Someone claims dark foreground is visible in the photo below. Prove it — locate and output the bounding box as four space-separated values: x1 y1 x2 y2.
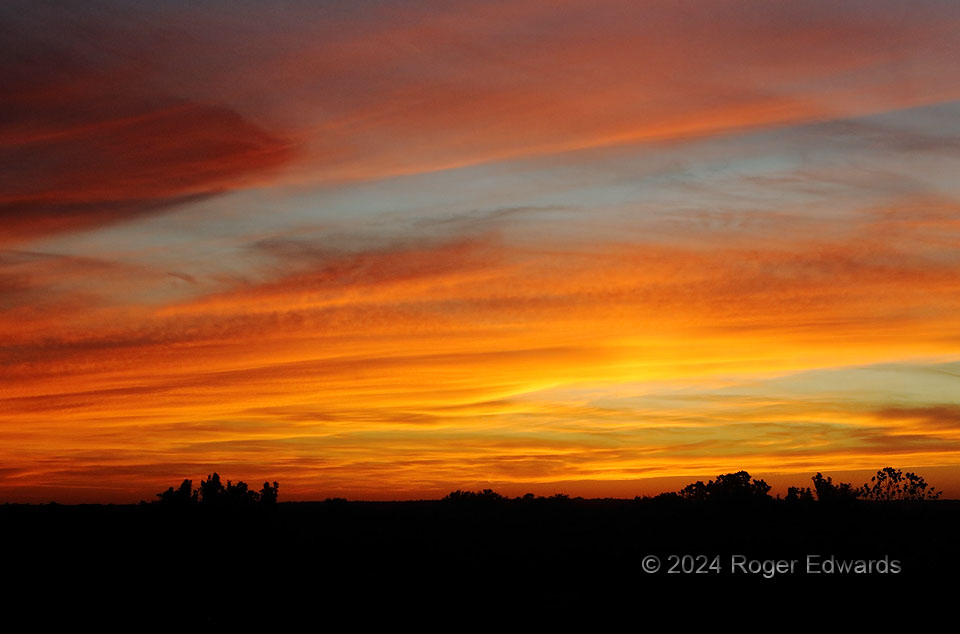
4 498 958 622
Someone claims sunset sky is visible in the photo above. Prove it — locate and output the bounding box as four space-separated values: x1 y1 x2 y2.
3 0 960 502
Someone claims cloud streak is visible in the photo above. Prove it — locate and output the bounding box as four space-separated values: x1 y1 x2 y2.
5 201 960 499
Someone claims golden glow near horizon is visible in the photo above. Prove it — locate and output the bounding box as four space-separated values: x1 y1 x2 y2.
3 1 960 501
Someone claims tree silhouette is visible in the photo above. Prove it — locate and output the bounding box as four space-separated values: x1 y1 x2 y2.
260 481 279 506
785 486 814 503
199 472 226 505
857 467 941 501
678 471 771 503
224 479 259 506
442 489 505 503
154 474 280 508
156 478 197 506
811 472 859 504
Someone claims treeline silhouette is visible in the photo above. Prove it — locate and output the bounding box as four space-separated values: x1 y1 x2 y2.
649 466 941 505
148 466 940 510
155 472 278 507
435 466 942 507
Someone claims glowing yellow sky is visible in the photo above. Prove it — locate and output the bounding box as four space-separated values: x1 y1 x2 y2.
3 0 960 501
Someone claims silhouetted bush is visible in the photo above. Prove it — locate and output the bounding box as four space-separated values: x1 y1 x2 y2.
156 479 197 506
677 471 772 504
856 467 941 501
442 489 505 503
801 467 941 504
784 486 814 503
811 472 860 504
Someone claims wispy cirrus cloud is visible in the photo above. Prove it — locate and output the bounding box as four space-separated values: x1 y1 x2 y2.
5 201 960 499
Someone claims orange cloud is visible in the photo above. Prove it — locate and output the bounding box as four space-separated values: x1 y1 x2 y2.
4 202 960 500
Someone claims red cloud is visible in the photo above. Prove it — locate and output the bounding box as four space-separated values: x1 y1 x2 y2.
0 97 294 244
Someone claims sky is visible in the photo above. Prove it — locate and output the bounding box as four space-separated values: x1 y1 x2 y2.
3 0 960 502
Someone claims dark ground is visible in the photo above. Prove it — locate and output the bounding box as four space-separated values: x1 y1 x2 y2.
3 497 958 623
